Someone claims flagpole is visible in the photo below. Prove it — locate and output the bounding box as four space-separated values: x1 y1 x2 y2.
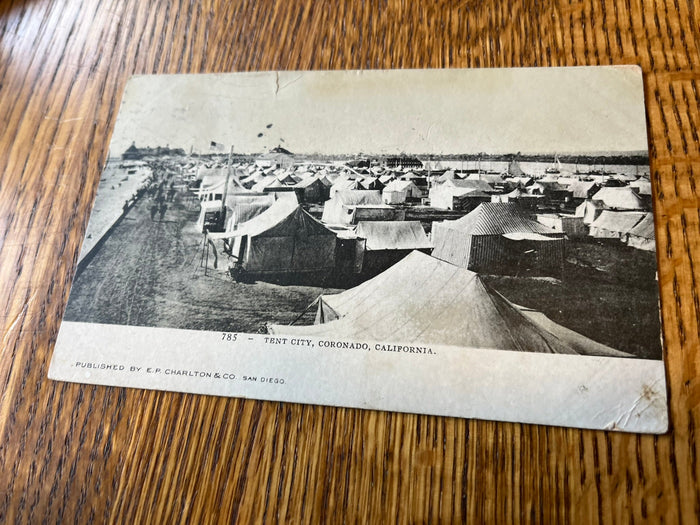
220 145 233 229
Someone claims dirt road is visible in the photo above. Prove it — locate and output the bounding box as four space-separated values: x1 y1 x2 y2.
65 184 335 332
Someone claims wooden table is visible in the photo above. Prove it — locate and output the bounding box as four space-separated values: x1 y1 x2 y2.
1 1 698 522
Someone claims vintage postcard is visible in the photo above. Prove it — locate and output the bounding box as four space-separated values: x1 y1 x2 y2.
49 67 668 432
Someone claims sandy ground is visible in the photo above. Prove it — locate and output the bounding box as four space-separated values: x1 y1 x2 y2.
65 181 340 332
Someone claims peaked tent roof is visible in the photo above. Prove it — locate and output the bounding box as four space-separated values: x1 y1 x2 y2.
331 178 362 192
197 167 246 194
591 187 645 209
589 210 647 234
295 176 324 189
568 180 599 199
443 178 495 193
441 203 559 236
269 252 629 357
251 176 282 192
355 221 432 251
208 198 328 239
628 212 655 239
223 193 277 229
630 179 653 196
332 190 383 206
383 179 419 193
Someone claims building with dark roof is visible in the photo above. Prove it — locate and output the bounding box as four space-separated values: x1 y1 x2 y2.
385 156 423 169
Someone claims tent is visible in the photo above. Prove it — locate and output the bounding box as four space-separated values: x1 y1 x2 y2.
431 203 565 276
491 188 522 203
536 213 588 238
429 179 495 209
503 176 533 187
437 169 456 182
269 251 629 357
354 221 432 274
321 190 402 225
355 221 432 251
626 213 656 251
567 180 600 200
239 171 265 189
630 178 653 196
382 179 422 204
442 178 494 193
221 193 277 232
575 199 605 224
196 167 245 200
209 199 336 279
588 210 647 239
555 176 578 186
293 176 328 203
251 176 281 192
591 187 645 210
359 176 385 191
429 185 493 211
329 176 362 198
489 188 543 211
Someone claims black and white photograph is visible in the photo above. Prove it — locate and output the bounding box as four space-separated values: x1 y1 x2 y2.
49 68 668 432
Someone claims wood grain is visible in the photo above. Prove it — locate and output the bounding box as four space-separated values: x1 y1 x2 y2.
1 0 699 522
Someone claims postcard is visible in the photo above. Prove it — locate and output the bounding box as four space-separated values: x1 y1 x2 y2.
49 67 668 432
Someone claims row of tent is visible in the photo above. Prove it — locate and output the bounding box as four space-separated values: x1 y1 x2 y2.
435 178 652 212
201 188 655 290
206 195 435 281
192 164 653 220
193 166 426 206
205 197 573 282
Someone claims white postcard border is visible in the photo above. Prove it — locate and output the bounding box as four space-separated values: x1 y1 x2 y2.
49 321 668 433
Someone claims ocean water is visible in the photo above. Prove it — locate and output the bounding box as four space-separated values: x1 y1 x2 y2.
78 159 153 261
429 160 650 177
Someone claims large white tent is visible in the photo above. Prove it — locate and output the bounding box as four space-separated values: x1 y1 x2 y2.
269 251 630 357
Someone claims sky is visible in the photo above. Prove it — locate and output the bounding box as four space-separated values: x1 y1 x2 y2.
110 66 649 156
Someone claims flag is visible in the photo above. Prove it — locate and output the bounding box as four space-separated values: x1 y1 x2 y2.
210 141 225 152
